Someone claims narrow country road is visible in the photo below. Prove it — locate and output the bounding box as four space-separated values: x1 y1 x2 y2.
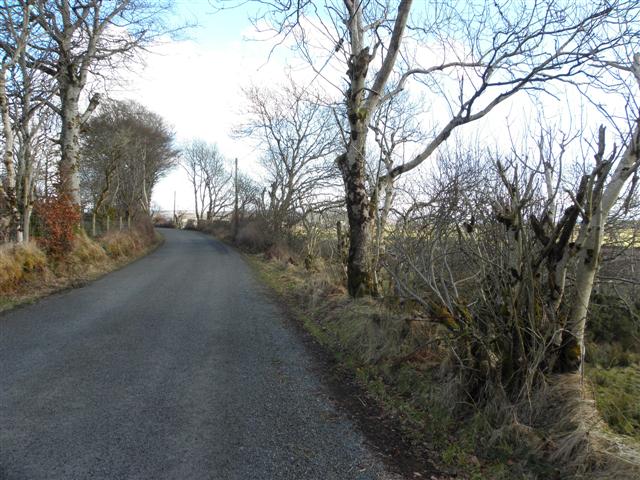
0 229 399 480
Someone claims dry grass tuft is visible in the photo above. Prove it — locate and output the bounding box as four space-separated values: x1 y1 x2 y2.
100 230 145 259
63 232 110 275
252 255 446 368
1 226 159 311
534 374 640 479
0 241 48 292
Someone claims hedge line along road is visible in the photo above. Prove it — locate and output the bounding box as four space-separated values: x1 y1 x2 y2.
0 229 400 480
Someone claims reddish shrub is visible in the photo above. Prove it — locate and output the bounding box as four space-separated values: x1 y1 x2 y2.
34 194 81 258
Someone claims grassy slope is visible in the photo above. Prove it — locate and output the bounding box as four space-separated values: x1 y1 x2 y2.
0 229 162 313
247 253 640 479
247 255 564 479
584 295 640 441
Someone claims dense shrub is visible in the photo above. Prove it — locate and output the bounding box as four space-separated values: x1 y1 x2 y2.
236 220 273 251
589 366 640 438
34 194 82 258
588 293 640 353
198 219 233 240
152 214 176 228
587 342 640 368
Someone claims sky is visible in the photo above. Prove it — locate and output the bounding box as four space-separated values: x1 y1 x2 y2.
110 1 289 212
113 1 497 213
107 1 632 213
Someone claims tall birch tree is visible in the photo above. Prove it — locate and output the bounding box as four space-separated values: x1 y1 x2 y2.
0 0 30 241
27 0 172 205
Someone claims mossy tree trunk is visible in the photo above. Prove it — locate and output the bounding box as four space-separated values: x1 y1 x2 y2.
338 0 413 297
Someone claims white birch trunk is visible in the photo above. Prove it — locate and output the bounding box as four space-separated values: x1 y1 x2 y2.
23 205 32 243
0 69 21 240
59 83 82 204
564 106 640 370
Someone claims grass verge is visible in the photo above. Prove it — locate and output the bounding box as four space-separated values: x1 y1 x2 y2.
0 228 162 313
246 255 538 478
246 253 640 480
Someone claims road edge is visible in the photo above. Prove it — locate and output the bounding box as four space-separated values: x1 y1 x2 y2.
242 252 448 480
0 232 165 316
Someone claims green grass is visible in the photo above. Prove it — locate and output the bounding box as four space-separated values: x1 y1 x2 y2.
584 292 640 441
588 365 640 440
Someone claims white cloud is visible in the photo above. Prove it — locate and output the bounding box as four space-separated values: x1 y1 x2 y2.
105 11 632 212
109 34 295 210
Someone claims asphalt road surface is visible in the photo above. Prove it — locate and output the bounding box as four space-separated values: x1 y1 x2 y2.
0 229 400 480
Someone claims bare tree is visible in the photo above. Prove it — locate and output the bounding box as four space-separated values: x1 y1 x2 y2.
0 0 30 241
234 0 640 296
236 173 262 221
368 91 422 293
386 54 639 396
14 59 57 242
181 140 232 223
559 56 640 371
202 146 232 221
24 0 172 205
182 140 209 223
237 79 339 237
